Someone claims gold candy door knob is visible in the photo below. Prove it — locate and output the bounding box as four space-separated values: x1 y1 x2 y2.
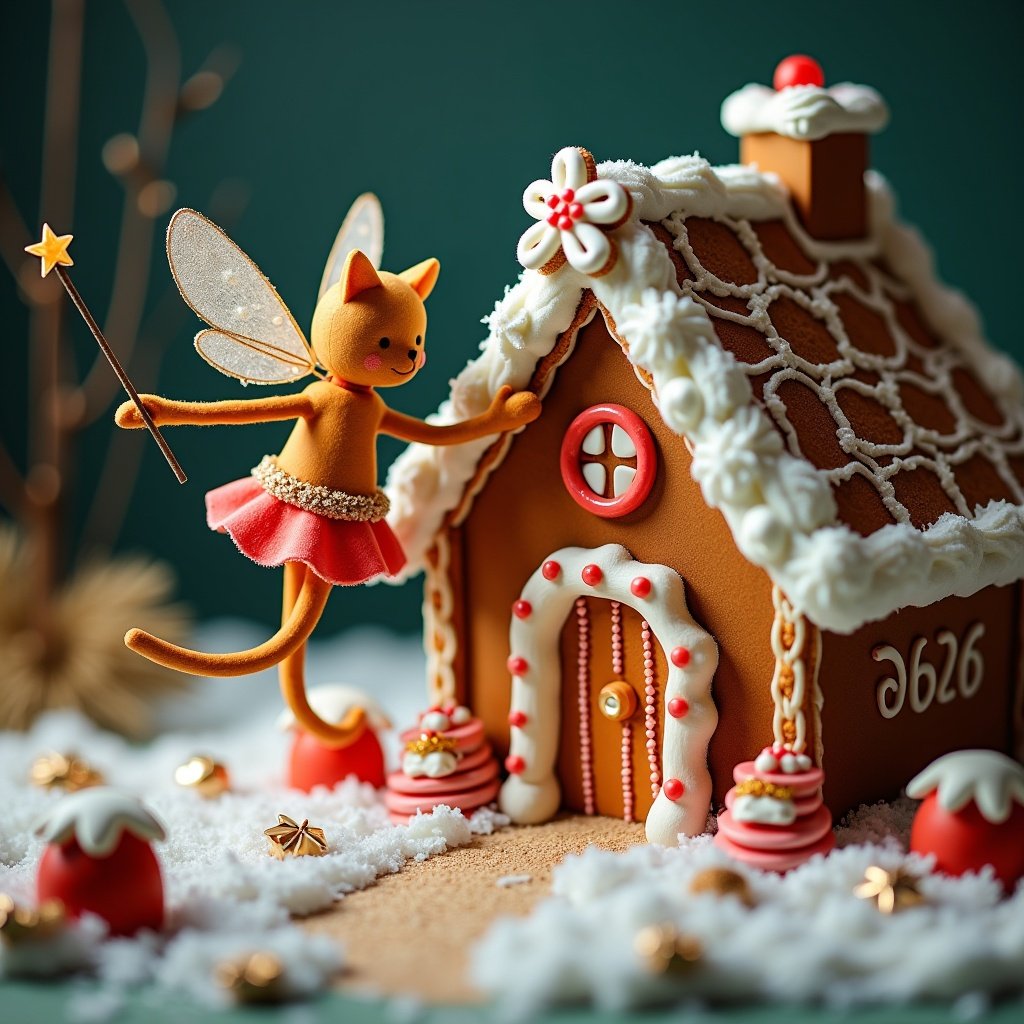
598 680 638 721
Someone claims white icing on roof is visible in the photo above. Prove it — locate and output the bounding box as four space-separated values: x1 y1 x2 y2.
384 154 1024 635
36 788 166 857
721 83 890 141
907 750 1024 824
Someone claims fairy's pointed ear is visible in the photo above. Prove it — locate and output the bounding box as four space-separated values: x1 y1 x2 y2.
399 258 440 301
341 250 383 302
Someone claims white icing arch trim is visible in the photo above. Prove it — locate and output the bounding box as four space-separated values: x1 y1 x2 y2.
497 544 719 846
906 749 1024 824
36 788 167 858
721 82 890 141
385 154 1024 636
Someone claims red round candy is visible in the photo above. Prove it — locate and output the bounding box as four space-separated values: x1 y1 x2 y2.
37 832 164 937
542 560 561 581
287 724 386 791
513 599 532 619
508 710 528 728
630 576 652 598
773 54 825 91
507 655 529 676
663 778 685 801
670 646 691 668
910 792 1024 891
668 698 689 718
581 564 603 586
505 755 526 775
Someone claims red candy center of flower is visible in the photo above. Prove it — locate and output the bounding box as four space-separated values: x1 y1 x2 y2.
546 188 585 230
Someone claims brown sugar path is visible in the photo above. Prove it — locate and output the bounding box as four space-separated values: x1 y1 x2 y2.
303 815 645 1004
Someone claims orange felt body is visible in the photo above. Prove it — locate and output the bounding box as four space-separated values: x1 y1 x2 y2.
115 245 542 746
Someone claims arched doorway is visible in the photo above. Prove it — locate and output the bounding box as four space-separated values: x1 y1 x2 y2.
498 544 719 845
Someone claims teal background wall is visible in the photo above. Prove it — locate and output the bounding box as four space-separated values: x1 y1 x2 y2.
2 0 1023 636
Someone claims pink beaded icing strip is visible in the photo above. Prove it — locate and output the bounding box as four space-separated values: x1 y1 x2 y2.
575 597 595 815
610 601 634 823
642 620 660 798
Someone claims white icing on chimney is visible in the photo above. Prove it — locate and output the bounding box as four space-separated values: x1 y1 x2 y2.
907 750 1024 825
36 788 166 857
722 82 889 142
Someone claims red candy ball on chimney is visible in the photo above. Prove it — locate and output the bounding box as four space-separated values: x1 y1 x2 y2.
773 55 825 91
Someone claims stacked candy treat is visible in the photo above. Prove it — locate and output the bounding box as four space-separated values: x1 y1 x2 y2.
714 745 834 871
385 705 500 823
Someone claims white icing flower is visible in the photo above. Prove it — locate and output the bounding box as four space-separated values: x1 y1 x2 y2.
517 147 632 278
691 407 783 508
733 794 797 826
36 788 166 857
617 290 715 371
907 749 1024 824
402 749 459 779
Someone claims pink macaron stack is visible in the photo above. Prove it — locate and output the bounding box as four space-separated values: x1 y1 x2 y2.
385 704 500 824
714 745 835 872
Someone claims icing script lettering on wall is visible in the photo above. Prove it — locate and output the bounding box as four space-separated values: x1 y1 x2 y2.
873 623 985 721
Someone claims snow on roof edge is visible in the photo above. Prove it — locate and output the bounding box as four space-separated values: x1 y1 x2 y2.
384 155 1024 635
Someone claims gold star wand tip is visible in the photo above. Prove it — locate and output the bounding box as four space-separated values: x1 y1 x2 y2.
22 223 187 484
24 223 75 278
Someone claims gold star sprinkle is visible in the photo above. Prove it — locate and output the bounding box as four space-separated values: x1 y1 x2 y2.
174 755 230 798
0 894 67 947
263 815 328 859
688 867 756 908
854 865 926 914
215 951 286 1004
633 923 703 975
24 223 74 278
29 752 104 792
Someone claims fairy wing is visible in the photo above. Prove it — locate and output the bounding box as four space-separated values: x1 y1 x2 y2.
318 193 384 300
166 208 315 385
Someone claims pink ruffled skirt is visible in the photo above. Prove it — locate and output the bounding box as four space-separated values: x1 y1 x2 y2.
206 477 406 586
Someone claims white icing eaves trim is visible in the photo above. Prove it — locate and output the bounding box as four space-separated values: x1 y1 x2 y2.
385 155 1024 636
721 82 890 142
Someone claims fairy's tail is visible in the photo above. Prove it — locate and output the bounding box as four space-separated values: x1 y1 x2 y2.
125 569 331 675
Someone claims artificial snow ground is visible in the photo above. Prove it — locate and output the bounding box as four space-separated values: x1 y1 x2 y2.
3 622 1024 1018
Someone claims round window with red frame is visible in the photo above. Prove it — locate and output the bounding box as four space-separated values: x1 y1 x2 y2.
559 404 657 518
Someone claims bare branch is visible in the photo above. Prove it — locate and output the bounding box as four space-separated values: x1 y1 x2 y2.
0 440 26 518
79 0 180 421
0 177 33 281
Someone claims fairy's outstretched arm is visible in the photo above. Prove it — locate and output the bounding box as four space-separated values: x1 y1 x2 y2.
115 392 315 429
380 385 540 447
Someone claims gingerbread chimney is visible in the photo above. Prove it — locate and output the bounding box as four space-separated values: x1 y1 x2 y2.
721 56 889 240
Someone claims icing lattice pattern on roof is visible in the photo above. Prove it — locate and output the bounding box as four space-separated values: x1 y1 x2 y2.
657 215 1024 537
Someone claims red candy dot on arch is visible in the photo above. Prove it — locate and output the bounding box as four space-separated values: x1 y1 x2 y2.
630 576 652 598
542 560 561 581
670 646 691 668
505 755 526 775
507 655 529 676
663 778 685 801
668 698 689 719
513 600 532 620
508 710 528 728
773 54 825 91
581 564 603 586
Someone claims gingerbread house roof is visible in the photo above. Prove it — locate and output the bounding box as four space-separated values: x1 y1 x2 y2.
385 137 1024 635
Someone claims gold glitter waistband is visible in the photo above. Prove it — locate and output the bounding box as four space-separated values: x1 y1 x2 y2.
252 455 390 523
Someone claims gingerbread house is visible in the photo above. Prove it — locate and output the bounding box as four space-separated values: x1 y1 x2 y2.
385 60 1024 845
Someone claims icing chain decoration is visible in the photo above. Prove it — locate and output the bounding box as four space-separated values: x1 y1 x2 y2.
517 147 632 278
609 601 634 822
642 620 660 799
575 596 596 815
769 586 809 753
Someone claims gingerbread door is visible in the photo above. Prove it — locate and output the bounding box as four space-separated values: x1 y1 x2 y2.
499 543 720 845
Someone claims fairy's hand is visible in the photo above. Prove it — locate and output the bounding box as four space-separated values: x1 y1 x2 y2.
115 395 164 429
487 385 542 432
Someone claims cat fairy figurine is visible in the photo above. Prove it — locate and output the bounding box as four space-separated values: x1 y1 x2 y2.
115 197 540 747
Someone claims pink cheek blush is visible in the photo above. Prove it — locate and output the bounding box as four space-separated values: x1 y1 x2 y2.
418 350 427 369
363 354 383 372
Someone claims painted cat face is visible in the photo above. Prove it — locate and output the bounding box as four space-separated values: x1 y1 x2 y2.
310 251 438 388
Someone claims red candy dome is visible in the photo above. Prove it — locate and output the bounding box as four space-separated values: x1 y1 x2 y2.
773 55 825 91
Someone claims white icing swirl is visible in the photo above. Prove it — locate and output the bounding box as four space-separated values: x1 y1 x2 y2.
721 83 890 141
